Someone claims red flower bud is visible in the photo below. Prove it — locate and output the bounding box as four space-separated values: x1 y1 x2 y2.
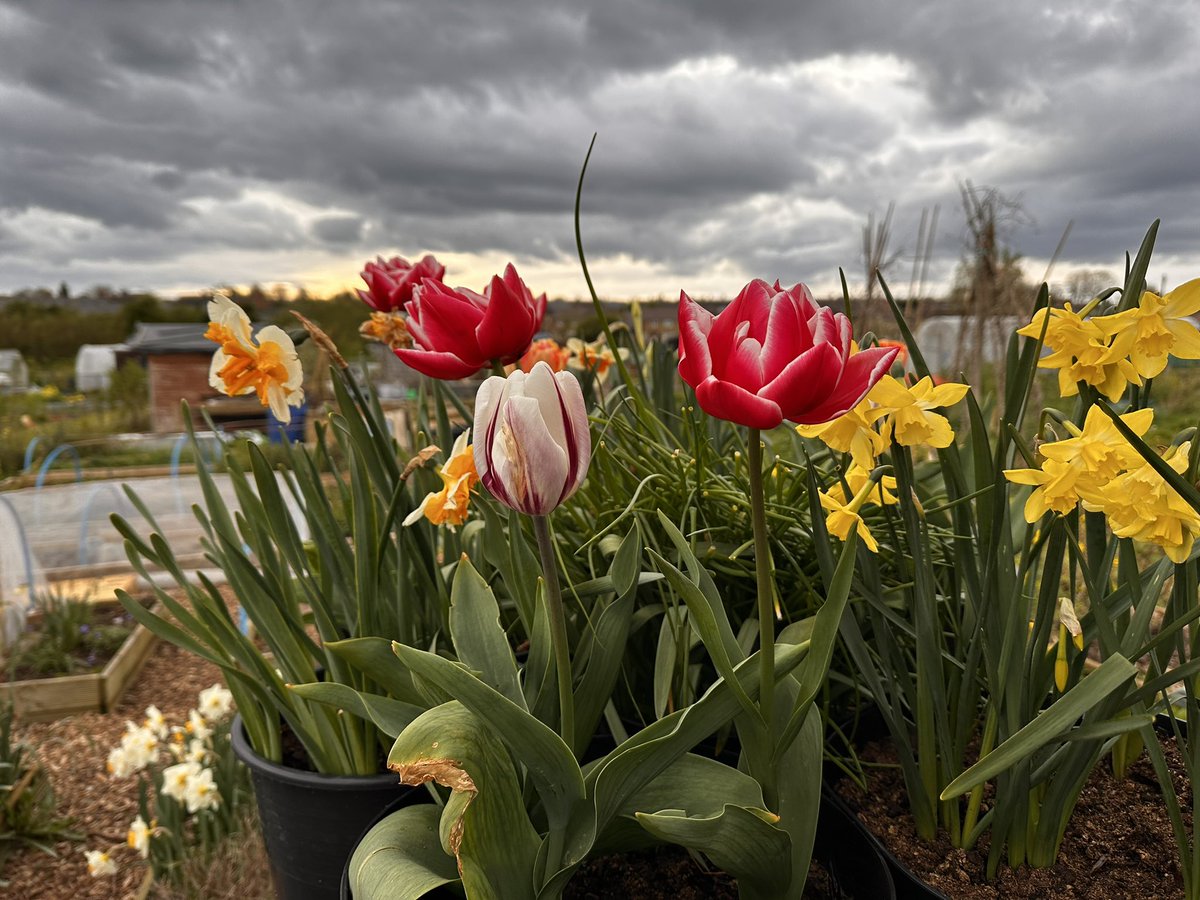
357 254 445 313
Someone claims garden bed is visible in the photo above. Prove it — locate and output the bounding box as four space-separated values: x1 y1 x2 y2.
2 597 157 721
836 734 1189 899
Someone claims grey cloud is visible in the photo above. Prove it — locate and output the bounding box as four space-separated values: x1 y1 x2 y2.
0 0 1198 296
312 214 364 245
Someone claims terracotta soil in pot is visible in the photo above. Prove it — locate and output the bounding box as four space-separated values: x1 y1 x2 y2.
837 735 1190 899
563 845 848 898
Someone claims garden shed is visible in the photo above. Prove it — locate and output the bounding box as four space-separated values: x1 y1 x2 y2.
0 348 29 392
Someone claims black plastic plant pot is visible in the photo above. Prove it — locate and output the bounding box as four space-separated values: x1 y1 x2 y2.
815 787 899 899
231 715 415 900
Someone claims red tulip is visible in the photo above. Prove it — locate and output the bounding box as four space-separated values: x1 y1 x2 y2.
396 264 547 380
678 280 897 429
357 254 445 313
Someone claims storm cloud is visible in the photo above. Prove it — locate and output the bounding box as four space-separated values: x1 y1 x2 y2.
0 0 1197 299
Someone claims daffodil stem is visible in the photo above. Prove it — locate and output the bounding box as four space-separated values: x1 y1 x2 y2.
747 428 775 732
533 514 575 752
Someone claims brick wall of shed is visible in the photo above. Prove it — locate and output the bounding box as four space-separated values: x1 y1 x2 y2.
147 353 217 433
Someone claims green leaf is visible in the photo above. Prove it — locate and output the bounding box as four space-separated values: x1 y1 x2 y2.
573 589 636 755
324 638 428 707
635 805 791 900
390 641 585 872
539 642 809 897
650 549 759 722
609 524 642 598
346 805 460 900
389 702 540 900
288 682 423 739
940 654 1138 799
449 556 525 708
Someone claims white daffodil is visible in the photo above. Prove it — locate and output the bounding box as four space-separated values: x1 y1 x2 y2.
197 684 234 721
184 768 220 814
85 849 117 877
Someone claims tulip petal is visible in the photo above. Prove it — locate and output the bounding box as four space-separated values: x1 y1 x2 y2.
695 377 783 429
677 292 715 388
503 395 570 515
760 297 804 383
796 346 898 424
473 375 517 507
523 362 568 449
477 273 535 362
395 347 482 380
552 369 591 501
410 286 486 359
759 342 841 417
708 279 771 353
722 335 766 390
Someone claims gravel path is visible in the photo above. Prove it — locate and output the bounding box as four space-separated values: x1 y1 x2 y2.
5 596 270 900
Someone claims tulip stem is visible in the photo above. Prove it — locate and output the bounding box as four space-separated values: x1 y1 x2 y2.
533 514 575 752
747 428 775 732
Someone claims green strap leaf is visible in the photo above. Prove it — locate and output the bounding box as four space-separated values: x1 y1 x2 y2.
289 682 423 739
390 641 585 869
941 654 1137 799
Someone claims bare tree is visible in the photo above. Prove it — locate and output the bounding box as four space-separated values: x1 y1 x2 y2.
957 181 1033 390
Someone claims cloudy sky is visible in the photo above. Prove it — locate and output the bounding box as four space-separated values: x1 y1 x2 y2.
0 0 1197 302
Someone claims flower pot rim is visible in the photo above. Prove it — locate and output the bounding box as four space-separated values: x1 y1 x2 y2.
230 713 402 788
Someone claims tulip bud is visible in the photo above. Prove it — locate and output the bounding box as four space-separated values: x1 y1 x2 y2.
473 361 590 516
357 254 445 312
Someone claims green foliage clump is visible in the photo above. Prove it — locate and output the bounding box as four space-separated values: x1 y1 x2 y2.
0 703 80 883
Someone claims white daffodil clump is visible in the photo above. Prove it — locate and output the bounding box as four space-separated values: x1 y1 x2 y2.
90 686 240 881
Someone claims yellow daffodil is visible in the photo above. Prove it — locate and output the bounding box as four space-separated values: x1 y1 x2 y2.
819 472 888 553
359 311 413 350
1040 407 1155 482
1017 303 1140 401
206 295 304 424
1086 442 1200 563
402 429 480 530
822 464 900 508
1098 278 1200 378
867 375 969 449
796 396 886 469
1004 457 1083 522
1008 407 1157 523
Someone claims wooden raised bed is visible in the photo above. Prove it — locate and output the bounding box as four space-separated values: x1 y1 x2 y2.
2 609 157 722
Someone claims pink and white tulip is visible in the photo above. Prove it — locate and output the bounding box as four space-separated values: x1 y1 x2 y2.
473 361 590 516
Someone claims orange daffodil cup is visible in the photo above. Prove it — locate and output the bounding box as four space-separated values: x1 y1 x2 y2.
205 295 304 424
